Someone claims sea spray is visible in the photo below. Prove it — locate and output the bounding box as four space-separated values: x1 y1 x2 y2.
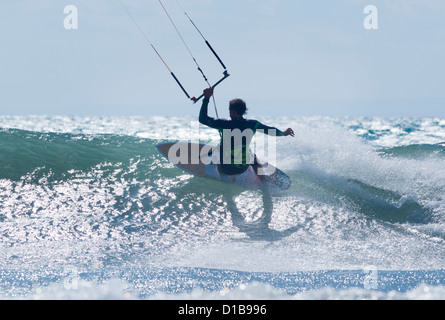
0 115 444 299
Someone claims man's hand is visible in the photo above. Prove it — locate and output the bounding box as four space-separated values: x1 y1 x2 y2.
284 128 294 137
203 87 214 98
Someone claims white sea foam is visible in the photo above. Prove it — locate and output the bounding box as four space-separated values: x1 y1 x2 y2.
11 279 445 300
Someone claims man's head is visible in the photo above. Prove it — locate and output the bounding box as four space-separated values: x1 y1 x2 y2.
229 98 247 119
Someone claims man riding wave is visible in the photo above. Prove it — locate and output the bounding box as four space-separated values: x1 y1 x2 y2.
199 87 294 185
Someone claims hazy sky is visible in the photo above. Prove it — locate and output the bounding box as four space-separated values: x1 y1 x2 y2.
1 0 444 117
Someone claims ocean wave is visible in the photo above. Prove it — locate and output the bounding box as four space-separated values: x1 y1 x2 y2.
1 118 445 298
378 143 445 159
0 128 158 182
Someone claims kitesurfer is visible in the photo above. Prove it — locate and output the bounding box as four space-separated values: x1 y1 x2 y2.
199 87 294 183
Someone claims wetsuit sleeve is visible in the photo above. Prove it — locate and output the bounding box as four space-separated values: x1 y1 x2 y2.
199 97 232 129
254 121 285 136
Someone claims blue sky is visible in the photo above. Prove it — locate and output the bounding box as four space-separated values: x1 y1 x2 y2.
1 0 444 117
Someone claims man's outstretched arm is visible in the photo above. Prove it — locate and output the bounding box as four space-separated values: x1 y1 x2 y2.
255 121 294 137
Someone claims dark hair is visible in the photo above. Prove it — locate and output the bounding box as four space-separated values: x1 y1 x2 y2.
229 98 247 116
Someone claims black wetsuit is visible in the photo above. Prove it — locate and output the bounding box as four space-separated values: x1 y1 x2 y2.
199 97 284 175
